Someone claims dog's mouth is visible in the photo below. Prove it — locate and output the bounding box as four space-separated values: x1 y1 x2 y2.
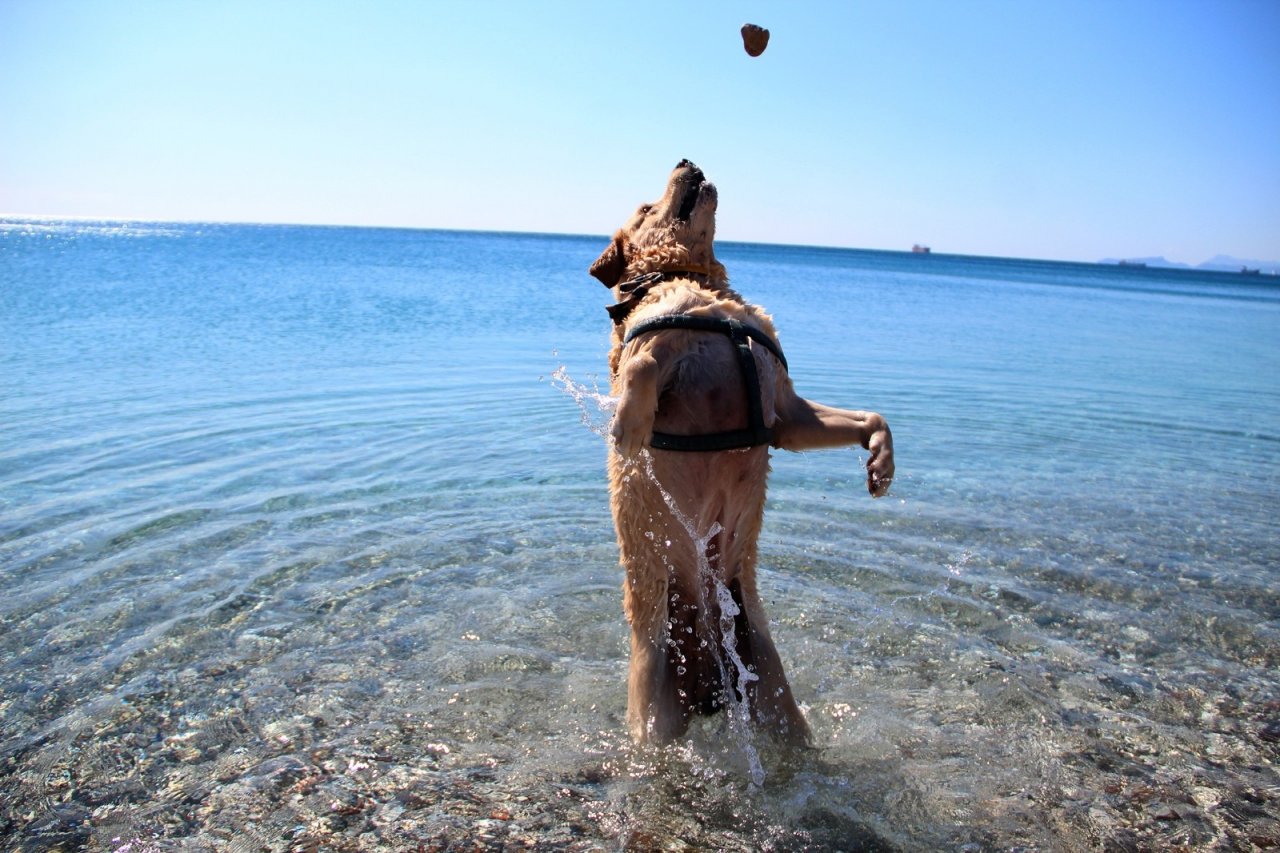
675 180 703 222
671 162 714 223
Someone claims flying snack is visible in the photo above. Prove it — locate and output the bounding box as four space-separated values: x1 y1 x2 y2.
741 23 769 57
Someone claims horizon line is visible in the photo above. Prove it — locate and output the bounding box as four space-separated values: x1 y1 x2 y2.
3 212 1274 272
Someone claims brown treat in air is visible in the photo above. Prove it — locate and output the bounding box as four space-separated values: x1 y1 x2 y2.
741 23 769 57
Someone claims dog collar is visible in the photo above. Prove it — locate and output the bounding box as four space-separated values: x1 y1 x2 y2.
606 267 714 325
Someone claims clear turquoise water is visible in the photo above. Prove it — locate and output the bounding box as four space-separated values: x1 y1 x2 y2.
2 219 1277 850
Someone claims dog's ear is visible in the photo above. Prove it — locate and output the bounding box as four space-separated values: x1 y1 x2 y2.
589 235 627 287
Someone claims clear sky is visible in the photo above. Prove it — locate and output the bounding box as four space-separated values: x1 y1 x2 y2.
2 0 1278 264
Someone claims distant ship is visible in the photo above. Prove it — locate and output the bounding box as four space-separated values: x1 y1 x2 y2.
1240 266 1261 276
1118 260 1147 268
912 244 931 254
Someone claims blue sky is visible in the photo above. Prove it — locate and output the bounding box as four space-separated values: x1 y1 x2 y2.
2 0 1277 263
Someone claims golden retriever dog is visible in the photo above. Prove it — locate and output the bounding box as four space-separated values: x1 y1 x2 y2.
589 160 895 746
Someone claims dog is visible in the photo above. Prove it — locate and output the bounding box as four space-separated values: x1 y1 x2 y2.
590 160 894 746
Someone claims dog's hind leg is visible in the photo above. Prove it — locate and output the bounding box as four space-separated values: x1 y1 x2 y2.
626 618 693 743
728 577 812 746
624 564 695 743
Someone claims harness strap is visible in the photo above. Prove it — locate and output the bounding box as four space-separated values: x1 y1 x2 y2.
623 314 787 452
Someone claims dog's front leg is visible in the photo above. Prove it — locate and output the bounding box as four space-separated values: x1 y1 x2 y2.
773 392 895 496
611 349 661 458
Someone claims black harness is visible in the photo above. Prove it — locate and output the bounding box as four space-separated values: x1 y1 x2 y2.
623 313 788 452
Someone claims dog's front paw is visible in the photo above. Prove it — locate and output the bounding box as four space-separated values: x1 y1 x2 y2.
866 426 894 497
610 408 651 458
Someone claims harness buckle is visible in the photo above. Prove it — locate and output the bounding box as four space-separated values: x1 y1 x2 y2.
618 271 664 294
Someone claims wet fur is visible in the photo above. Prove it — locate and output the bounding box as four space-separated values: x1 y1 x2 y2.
591 161 894 745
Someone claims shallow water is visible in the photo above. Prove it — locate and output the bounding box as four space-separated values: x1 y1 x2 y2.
1 219 1278 850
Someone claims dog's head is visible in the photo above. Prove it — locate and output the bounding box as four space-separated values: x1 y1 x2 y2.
589 159 724 288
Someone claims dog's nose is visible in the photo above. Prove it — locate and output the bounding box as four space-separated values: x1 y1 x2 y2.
677 158 696 170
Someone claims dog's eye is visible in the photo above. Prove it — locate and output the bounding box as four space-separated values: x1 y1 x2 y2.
638 205 653 216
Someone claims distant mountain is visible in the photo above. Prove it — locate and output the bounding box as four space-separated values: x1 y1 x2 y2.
1098 256 1190 269
1099 254 1279 274
1195 255 1280 274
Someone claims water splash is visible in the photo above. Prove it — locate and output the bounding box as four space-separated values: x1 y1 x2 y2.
639 451 767 787
551 365 767 783
945 549 973 578
549 365 616 439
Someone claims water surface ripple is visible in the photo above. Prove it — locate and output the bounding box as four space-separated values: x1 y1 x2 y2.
1 220 1277 850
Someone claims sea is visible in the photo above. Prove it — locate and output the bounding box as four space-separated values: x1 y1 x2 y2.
1 218 1277 851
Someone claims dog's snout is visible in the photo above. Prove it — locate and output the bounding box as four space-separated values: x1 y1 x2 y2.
675 159 703 179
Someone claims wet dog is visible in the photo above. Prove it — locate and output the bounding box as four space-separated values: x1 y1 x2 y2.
590 160 894 745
